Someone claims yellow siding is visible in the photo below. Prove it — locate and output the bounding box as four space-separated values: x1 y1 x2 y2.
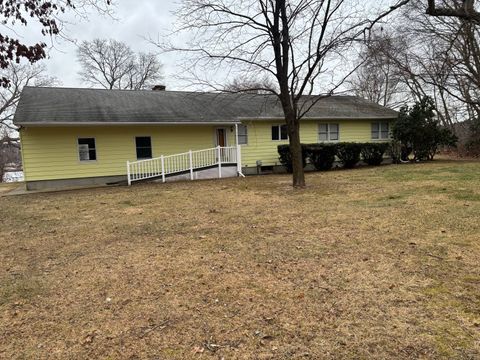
240 120 289 167
21 125 231 181
20 119 392 181
240 119 391 167
300 120 377 143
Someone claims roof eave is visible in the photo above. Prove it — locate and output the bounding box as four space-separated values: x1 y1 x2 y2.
238 115 398 121
15 115 399 127
16 121 241 126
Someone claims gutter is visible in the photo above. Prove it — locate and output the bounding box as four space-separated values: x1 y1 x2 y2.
237 116 398 121
15 116 398 127
16 121 241 127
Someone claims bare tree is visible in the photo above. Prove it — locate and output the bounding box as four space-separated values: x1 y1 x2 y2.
225 76 279 94
163 0 408 187
392 1 480 127
0 129 9 182
350 31 409 108
1 63 58 131
346 0 480 135
77 39 163 90
0 128 21 182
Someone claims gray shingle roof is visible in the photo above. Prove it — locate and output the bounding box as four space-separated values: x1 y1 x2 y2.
13 86 398 125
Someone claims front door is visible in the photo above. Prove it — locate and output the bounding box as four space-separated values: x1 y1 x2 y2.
215 128 227 147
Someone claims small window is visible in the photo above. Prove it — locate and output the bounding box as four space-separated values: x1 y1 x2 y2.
272 125 288 141
238 124 248 145
78 138 96 161
318 123 339 142
136 136 152 159
372 122 390 140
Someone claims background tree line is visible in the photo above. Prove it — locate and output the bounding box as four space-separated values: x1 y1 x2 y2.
351 0 480 153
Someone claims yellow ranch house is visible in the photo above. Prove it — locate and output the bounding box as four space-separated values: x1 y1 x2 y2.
14 87 398 190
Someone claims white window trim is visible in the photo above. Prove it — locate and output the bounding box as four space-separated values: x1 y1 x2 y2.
77 137 97 163
134 135 153 160
318 123 340 143
371 122 390 141
272 124 288 141
237 124 248 146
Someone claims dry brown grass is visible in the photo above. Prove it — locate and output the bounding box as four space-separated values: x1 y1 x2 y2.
0 182 19 194
1 160 480 359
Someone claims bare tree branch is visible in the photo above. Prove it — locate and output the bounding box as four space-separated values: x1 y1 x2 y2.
77 39 163 90
158 0 410 187
426 0 480 23
0 63 55 181
0 63 58 130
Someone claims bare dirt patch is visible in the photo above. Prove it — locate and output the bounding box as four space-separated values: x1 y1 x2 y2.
1 161 480 359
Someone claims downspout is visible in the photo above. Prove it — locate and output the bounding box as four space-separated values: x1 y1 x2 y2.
235 123 245 177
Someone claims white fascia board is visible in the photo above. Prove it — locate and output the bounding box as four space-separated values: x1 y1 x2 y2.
17 121 241 127
237 116 398 121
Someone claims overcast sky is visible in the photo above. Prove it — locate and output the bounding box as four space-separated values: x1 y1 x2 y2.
30 0 184 89
13 0 400 92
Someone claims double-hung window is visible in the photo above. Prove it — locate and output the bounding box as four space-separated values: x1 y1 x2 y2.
135 136 152 159
78 138 97 161
272 124 288 141
318 123 339 142
371 122 390 140
238 124 248 145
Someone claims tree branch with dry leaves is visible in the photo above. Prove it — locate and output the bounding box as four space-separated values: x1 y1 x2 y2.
0 0 112 87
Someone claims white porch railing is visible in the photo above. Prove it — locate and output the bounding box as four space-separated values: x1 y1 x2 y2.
127 145 241 185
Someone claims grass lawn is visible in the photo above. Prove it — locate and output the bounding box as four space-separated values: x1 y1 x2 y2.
1 160 480 359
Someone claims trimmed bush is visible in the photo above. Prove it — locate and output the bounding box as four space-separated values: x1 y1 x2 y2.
306 144 336 171
277 144 308 173
361 142 389 166
278 142 395 172
336 142 362 168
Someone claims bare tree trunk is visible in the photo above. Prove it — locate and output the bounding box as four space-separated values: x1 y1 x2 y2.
167 0 408 187
438 88 454 129
0 161 5 183
286 114 305 188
